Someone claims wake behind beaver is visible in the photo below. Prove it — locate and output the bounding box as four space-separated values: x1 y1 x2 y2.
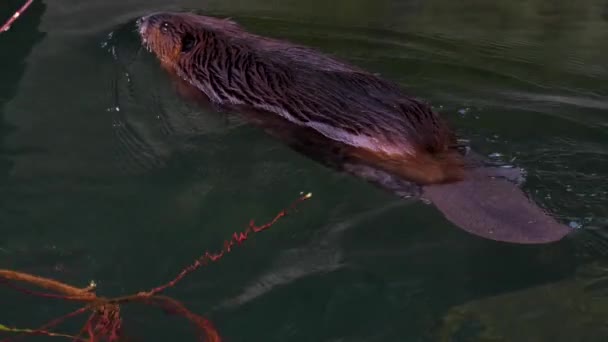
135 11 574 244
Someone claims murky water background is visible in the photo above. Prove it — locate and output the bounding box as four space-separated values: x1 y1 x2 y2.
1 0 607 341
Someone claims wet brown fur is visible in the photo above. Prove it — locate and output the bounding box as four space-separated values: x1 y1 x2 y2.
137 12 466 185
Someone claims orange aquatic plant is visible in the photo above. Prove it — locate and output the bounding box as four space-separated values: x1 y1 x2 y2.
0 193 312 341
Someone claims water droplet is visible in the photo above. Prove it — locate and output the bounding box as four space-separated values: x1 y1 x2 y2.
100 31 114 49
111 120 125 128
457 107 470 116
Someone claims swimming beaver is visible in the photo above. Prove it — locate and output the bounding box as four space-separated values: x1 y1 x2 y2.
136 12 574 244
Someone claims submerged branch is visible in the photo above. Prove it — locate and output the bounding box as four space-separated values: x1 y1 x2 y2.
0 0 34 33
0 193 312 341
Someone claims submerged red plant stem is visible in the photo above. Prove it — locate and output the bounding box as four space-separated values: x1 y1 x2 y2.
0 278 91 303
148 296 221 342
143 193 312 296
0 307 89 342
0 270 94 299
0 327 78 341
0 0 34 33
0 193 312 342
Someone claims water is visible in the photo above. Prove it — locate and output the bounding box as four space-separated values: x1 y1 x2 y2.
1 0 607 341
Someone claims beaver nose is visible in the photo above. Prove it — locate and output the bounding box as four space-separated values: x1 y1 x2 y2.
137 13 160 35
138 12 165 24
136 17 149 35
136 13 156 27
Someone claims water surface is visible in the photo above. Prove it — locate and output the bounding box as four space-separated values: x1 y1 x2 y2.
1 0 607 341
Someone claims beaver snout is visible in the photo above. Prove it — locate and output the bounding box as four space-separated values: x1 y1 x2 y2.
136 13 166 37
136 16 149 37
136 13 160 35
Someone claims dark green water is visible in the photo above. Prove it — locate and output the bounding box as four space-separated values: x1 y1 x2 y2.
1 0 607 341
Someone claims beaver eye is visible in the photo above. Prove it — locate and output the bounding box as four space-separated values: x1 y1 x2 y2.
181 33 195 53
161 22 170 33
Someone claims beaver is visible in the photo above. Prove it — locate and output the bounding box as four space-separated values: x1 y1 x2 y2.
136 12 574 244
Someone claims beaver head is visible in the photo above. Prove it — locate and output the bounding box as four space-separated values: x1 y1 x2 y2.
136 12 241 71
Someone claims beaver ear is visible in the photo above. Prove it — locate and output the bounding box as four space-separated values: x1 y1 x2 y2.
181 33 195 53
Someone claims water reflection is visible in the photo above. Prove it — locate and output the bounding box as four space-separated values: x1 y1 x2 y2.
438 261 608 342
0 0 47 182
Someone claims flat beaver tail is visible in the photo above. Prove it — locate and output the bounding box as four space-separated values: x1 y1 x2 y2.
422 166 573 244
